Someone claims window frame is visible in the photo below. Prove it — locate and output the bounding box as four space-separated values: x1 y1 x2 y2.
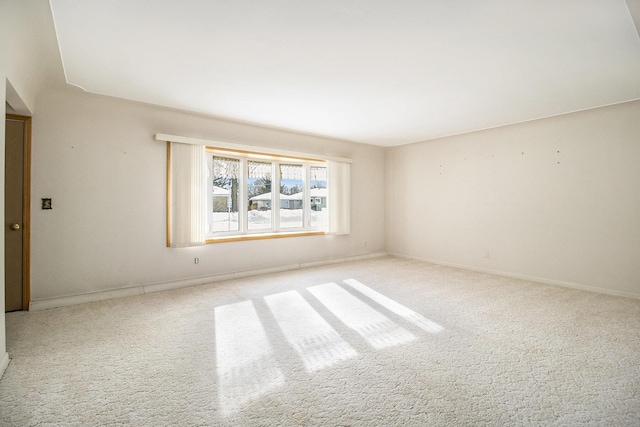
205 146 328 244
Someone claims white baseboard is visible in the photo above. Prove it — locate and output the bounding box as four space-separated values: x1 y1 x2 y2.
29 252 389 311
0 352 10 380
29 287 145 311
390 253 640 300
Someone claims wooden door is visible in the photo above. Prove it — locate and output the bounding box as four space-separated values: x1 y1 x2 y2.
5 115 30 312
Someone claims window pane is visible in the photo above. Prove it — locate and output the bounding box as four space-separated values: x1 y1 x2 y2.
280 164 304 229
212 156 240 232
310 166 327 228
248 161 272 230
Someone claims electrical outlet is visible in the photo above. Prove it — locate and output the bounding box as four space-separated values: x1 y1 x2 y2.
194 257 199 264
483 251 489 258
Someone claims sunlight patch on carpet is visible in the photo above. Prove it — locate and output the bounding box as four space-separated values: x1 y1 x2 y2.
215 300 285 415
308 282 416 349
214 278 440 414
265 290 357 372
343 278 444 333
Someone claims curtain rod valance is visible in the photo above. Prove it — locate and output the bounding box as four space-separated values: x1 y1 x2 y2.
155 133 353 164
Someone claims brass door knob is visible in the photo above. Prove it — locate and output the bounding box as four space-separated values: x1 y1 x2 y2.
10 224 20 230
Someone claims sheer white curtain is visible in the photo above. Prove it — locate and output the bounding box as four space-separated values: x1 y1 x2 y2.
327 161 351 235
169 142 207 247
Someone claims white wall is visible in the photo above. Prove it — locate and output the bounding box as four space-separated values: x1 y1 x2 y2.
1 0 64 374
387 100 640 298
1 0 63 115
30 87 386 302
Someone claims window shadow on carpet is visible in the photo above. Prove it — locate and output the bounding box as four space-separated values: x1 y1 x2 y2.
214 278 443 415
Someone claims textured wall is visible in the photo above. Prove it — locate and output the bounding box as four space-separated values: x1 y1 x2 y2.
1 0 64 369
387 100 640 297
30 88 386 301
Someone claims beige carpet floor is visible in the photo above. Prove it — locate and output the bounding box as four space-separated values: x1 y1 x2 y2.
1 256 639 426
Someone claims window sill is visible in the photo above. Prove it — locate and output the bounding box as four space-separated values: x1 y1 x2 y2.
206 231 326 244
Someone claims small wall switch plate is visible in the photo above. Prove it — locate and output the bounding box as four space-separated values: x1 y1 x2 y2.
42 198 52 210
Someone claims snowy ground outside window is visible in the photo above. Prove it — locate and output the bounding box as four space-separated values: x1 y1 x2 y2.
212 209 327 232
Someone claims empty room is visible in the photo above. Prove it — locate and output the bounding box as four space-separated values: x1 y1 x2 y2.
1 1 640 425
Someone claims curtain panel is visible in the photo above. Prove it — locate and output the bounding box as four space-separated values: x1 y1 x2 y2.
328 161 351 235
169 142 207 247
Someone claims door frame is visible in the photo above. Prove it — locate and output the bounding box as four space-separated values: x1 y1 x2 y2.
6 114 31 310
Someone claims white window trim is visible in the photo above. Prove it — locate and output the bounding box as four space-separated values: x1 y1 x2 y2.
208 149 327 239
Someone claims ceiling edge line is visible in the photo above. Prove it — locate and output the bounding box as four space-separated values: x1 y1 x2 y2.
390 97 640 148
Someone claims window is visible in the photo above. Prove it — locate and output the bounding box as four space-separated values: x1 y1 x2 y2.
310 166 327 228
247 160 273 231
160 133 351 247
205 147 329 241
279 163 304 229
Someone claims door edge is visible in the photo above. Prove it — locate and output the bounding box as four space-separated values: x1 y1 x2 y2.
6 114 31 311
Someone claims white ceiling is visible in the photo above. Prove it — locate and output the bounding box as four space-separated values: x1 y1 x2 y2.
49 0 640 146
